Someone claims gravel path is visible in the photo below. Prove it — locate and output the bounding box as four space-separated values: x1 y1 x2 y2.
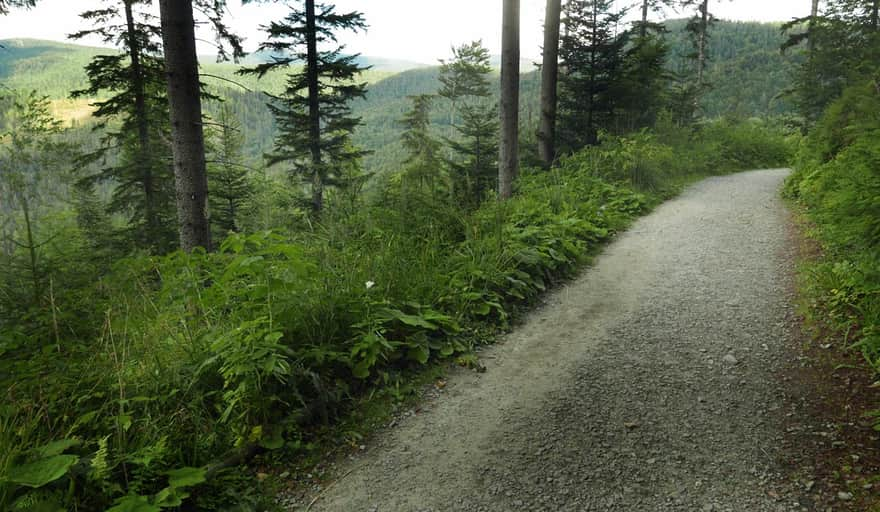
303 169 808 512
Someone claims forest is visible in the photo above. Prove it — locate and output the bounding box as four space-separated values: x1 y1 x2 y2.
0 0 876 510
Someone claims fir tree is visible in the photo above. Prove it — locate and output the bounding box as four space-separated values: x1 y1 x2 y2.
615 31 669 132
70 0 177 253
0 0 34 15
682 0 714 94
207 103 251 239
0 93 70 307
447 104 499 207
242 0 370 215
558 0 628 150
399 94 444 195
438 41 493 130
783 0 880 124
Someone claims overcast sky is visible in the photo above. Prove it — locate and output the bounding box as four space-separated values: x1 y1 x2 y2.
1 0 811 63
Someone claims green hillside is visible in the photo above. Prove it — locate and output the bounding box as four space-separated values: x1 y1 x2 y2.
664 19 799 117
1 20 798 174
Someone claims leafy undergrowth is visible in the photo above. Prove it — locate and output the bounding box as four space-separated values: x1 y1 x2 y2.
0 119 792 511
780 212 880 511
783 79 880 507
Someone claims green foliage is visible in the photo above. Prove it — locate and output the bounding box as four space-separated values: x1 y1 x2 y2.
0 111 784 509
782 0 880 124
240 1 370 213
207 103 253 240
446 103 499 207
70 1 177 254
398 94 445 197
558 0 629 149
438 40 493 129
785 78 880 422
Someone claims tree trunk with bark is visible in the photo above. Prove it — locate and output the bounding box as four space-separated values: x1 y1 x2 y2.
158 0 211 251
499 0 520 199
305 0 324 214
808 0 819 52
124 0 158 244
641 0 650 38
538 0 561 169
697 0 709 86
872 0 879 31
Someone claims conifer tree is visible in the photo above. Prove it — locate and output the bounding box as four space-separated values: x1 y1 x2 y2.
242 0 369 215
447 104 499 207
637 0 676 39
0 0 34 14
682 0 714 91
438 41 493 130
71 0 177 253
783 0 880 123
157 0 243 252
207 103 251 239
159 0 211 251
399 94 444 195
558 0 628 150
0 93 70 307
617 23 669 131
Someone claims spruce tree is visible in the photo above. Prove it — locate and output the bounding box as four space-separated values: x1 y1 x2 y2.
71 0 177 253
207 103 251 239
0 93 70 307
783 0 880 124
242 0 369 215
682 0 714 92
0 0 34 14
438 41 493 130
157 0 243 252
558 0 628 150
616 30 669 132
399 94 444 196
447 104 499 208
436 40 497 204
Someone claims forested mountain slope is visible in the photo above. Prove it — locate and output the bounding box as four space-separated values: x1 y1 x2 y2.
664 19 799 117
0 18 797 175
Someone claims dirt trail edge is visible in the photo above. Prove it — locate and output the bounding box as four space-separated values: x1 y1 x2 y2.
301 169 810 512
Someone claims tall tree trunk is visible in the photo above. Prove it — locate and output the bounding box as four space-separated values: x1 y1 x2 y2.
872 0 879 31
640 0 650 39
587 0 598 145
538 0 561 168
697 0 709 86
499 0 520 200
124 0 157 247
305 0 323 214
808 0 819 53
158 0 211 251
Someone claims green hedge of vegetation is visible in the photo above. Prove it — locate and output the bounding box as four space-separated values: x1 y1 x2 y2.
1 119 792 511
784 79 880 379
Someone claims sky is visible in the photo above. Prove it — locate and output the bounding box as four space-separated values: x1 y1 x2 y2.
0 0 811 64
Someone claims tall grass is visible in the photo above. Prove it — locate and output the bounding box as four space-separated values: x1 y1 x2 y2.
0 119 793 510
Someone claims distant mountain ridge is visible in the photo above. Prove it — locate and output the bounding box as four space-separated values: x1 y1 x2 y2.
1 20 797 176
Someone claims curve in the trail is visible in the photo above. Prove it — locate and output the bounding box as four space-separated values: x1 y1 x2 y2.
303 169 805 512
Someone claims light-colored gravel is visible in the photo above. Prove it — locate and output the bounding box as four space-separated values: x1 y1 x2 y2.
297 169 809 511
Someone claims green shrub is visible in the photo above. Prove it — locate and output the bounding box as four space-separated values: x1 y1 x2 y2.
0 119 791 509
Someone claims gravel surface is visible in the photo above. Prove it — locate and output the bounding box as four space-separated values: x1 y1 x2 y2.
297 169 811 511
